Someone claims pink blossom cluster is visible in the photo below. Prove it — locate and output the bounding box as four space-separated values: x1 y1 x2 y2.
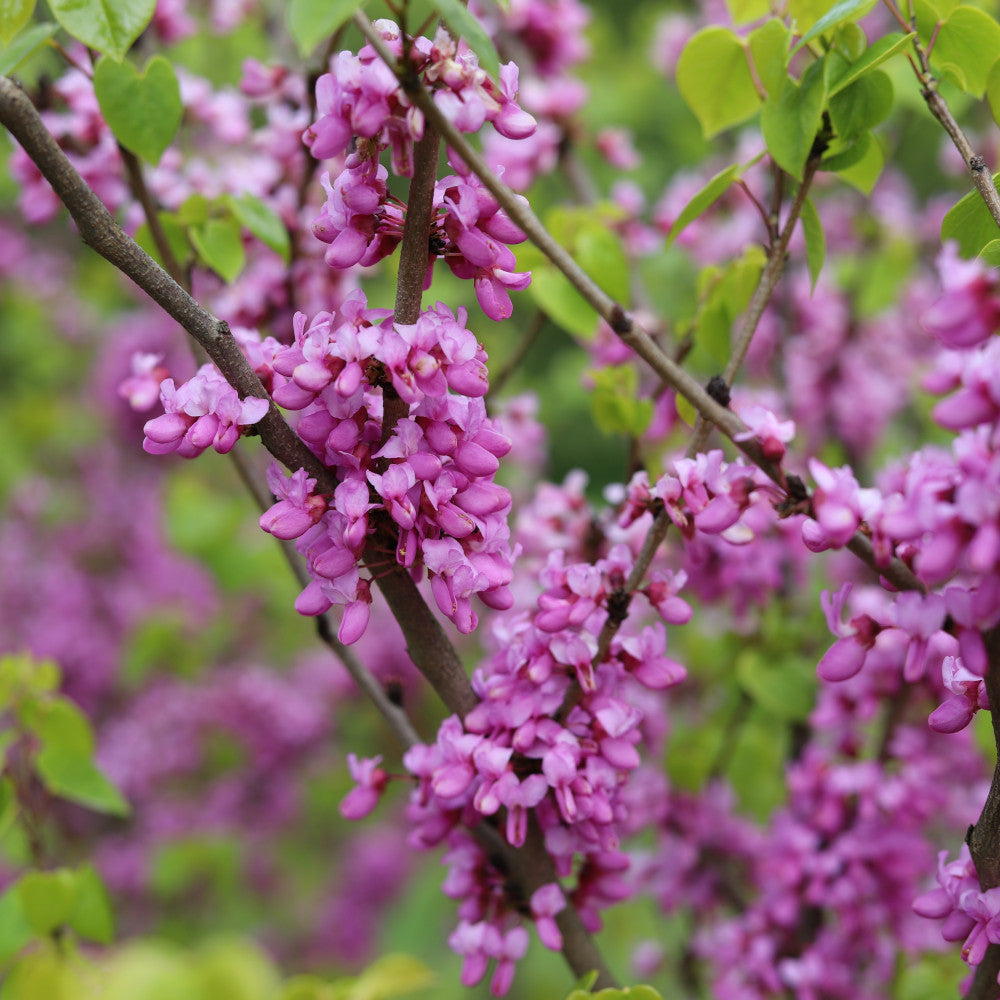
914 846 1000 980
254 289 515 640
334 449 786 991
392 543 690 993
304 22 535 320
142 363 270 458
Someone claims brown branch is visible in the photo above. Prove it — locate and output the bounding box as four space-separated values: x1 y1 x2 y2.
353 16 923 599
0 72 482 735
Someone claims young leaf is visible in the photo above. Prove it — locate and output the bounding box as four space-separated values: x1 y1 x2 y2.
226 194 291 262
15 870 76 937
0 887 33 966
979 239 1000 268
791 0 878 53
748 19 791 98
825 31 913 96
667 163 743 246
0 21 55 75
0 0 34 46
832 132 884 194
93 56 182 166
677 27 762 138
48 0 155 61
760 61 826 180
66 866 114 945
828 69 893 142
800 195 825 290
287 0 366 58
930 6 1000 97
190 217 246 283
987 54 1000 127
941 177 1000 258
435 0 501 79
29 699 131 816
725 0 770 24
592 365 654 437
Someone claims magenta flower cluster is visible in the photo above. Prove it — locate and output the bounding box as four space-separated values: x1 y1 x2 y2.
254 289 515 640
304 21 535 320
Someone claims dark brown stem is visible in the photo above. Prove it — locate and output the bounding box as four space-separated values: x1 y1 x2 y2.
354 17 924 597
119 145 188 290
965 627 1000 1000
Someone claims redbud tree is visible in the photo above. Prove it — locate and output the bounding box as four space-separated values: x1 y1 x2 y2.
2 0 1000 997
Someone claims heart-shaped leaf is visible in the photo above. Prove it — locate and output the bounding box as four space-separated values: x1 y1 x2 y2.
49 0 154 60
0 0 35 47
94 55 182 166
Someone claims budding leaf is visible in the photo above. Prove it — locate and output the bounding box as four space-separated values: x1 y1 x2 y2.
0 0 34 46
434 0 501 79
287 0 366 58
94 55 182 166
226 193 291 262
677 27 762 138
48 0 155 61
0 21 55 75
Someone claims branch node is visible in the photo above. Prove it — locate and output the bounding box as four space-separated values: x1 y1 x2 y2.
971 154 987 173
609 304 632 335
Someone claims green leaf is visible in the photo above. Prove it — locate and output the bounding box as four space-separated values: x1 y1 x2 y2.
195 938 282 1000
736 650 816 720
834 21 866 60
29 698 130 816
190 216 246 282
725 0 770 24
668 163 743 246
748 19 790 98
833 131 884 194
941 176 1000 258
592 365 654 437
36 746 130 816
979 239 1000 268
792 0 878 53
930 6 1000 97
0 0 34 46
760 60 826 179
825 31 913 95
134 212 191 271
0 886 33 966
828 68 893 142
987 57 1000 128
0 20 54 75
677 27 762 138
345 953 435 1000
286 0 366 58
574 221 629 305
434 0 500 80
800 195 825 290
227 194 290 262
93 56 182 165
66 866 114 945
15 870 76 937
48 0 155 61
